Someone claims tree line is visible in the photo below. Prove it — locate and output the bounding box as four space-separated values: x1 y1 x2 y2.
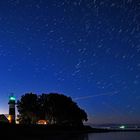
17 93 88 126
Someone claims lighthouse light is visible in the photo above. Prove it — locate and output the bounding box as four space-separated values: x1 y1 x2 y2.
10 96 16 101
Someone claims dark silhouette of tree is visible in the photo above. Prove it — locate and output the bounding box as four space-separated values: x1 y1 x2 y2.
37 94 48 120
17 93 88 126
41 93 88 126
17 93 39 124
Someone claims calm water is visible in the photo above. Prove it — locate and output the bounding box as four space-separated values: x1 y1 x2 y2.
87 132 140 140
18 132 140 140
25 132 140 140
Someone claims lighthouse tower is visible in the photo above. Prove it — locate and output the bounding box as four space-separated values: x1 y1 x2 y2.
8 95 16 124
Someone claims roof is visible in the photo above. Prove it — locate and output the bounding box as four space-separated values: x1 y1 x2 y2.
0 114 9 123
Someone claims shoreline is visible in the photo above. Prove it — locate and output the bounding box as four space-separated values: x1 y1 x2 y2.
0 123 140 137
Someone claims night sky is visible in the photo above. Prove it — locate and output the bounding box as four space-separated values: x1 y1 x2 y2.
0 0 140 124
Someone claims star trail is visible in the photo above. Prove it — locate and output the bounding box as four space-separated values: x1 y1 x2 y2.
0 0 140 124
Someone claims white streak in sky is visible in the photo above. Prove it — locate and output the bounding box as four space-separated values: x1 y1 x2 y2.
74 91 119 100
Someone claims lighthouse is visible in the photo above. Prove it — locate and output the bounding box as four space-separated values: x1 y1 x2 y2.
8 95 16 124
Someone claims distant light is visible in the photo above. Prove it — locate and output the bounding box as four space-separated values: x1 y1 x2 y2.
10 96 16 101
120 125 125 129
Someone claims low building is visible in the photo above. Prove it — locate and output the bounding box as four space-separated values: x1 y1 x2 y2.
37 120 49 125
0 114 9 123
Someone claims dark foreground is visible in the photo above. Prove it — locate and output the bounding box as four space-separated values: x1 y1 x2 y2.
0 123 140 139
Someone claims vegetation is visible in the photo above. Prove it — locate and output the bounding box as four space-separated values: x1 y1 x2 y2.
17 93 39 124
17 93 88 126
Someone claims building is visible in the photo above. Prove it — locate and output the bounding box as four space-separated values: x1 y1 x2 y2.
8 95 16 124
37 120 49 125
0 114 9 123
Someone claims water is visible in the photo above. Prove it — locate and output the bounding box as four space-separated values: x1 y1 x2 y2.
46 132 140 140
16 132 140 140
88 132 140 140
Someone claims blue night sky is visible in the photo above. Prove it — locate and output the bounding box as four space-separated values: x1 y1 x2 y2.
0 0 140 124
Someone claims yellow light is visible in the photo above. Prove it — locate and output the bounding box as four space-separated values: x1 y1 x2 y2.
37 120 48 125
8 115 12 123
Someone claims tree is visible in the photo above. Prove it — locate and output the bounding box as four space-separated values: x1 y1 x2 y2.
17 93 39 124
38 93 88 126
17 93 88 126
